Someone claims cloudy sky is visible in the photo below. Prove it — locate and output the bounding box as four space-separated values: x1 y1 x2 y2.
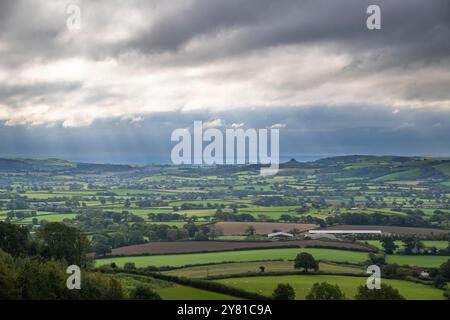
0 0 449 163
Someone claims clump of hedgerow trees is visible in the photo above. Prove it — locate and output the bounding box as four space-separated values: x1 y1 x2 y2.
0 222 160 300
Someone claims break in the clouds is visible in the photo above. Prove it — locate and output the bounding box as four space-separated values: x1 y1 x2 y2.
0 0 449 158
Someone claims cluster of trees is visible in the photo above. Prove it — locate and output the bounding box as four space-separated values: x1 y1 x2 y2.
0 221 131 300
253 196 299 207
136 199 167 208
147 212 186 221
326 212 430 228
214 210 255 222
176 203 227 210
380 237 450 255
271 281 405 300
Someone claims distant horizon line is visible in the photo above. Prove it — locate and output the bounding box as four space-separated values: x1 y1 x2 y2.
2 153 450 166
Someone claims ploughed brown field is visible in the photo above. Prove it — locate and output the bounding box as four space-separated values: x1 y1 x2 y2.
212 221 319 235
323 225 449 236
108 240 374 256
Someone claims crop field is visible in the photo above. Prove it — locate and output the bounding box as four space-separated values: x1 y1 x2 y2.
107 240 373 256
215 275 445 300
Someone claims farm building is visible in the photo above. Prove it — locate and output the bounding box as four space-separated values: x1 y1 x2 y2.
268 232 293 239
307 233 338 241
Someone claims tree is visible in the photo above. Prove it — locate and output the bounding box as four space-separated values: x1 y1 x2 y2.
433 275 447 289
403 237 417 254
259 266 265 273
208 224 223 240
124 262 136 270
81 273 125 300
0 222 29 257
272 283 295 300
354 284 405 300
294 252 319 272
38 223 90 265
245 225 256 236
380 238 398 254
183 222 199 238
306 282 345 300
439 259 450 280
93 240 111 257
0 250 20 299
367 252 386 265
18 259 76 300
130 286 162 300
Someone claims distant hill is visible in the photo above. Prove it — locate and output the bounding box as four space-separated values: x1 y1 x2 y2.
287 155 450 181
0 155 449 182
0 158 134 173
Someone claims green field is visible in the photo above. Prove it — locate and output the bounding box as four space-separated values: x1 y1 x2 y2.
163 261 366 278
215 275 445 300
387 255 450 268
96 248 370 268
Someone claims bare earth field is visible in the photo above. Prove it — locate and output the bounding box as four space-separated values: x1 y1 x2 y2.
108 240 374 256
324 225 449 236
212 221 318 235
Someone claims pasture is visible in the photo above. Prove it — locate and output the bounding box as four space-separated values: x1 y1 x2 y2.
163 261 366 278
96 248 371 268
215 275 445 300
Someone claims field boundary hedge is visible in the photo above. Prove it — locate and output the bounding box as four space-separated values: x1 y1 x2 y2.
203 270 368 280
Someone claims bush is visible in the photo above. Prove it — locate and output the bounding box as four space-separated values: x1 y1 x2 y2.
306 282 345 300
272 283 295 300
124 262 136 270
354 284 405 300
129 286 162 300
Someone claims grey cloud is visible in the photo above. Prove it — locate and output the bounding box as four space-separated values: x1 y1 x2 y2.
1 105 450 162
0 0 449 136
121 0 450 67
0 82 82 102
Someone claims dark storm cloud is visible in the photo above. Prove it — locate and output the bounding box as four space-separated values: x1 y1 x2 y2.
123 0 450 67
0 0 449 156
1 0 448 67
